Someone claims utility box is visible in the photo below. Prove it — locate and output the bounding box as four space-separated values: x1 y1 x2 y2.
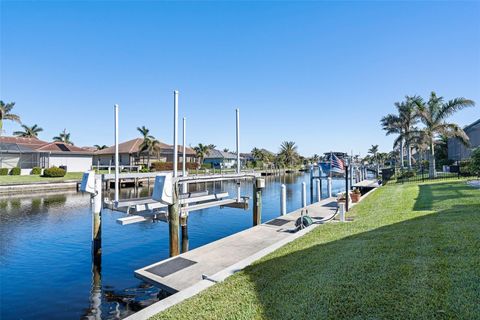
80 171 96 194
152 173 174 205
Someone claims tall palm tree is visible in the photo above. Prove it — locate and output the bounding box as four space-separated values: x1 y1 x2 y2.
368 145 379 176
0 101 21 133
13 124 43 138
279 141 299 167
53 129 73 145
415 92 475 178
137 126 159 169
94 144 108 150
193 143 212 166
381 96 419 169
312 154 320 164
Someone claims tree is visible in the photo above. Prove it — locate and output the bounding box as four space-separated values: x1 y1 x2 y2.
368 145 379 176
0 101 21 133
193 143 213 166
381 96 419 169
53 129 73 145
312 154 320 164
137 126 159 169
13 124 43 138
223 148 229 153
415 92 475 178
278 141 299 167
94 144 108 150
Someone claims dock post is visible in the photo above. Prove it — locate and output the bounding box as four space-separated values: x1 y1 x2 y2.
92 177 102 264
309 165 314 201
168 183 180 257
316 178 321 202
301 182 307 208
280 184 286 215
327 177 332 198
180 215 189 253
338 202 345 222
253 178 265 226
173 90 179 178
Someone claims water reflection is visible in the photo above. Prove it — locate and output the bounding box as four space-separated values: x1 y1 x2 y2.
0 173 347 320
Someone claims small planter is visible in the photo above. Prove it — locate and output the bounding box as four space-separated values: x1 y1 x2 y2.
350 193 360 203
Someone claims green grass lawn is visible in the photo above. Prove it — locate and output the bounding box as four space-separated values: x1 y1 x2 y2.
153 179 480 319
0 172 84 185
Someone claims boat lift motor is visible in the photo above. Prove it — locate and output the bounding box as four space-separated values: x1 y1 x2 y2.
152 173 174 205
80 171 97 195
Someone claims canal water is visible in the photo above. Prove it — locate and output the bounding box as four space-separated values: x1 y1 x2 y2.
0 173 346 319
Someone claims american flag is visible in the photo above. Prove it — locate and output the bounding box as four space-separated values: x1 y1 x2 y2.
330 153 345 173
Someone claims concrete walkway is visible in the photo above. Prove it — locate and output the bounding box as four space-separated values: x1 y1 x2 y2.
128 197 338 319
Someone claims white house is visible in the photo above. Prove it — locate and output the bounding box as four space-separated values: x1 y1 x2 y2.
0 136 93 173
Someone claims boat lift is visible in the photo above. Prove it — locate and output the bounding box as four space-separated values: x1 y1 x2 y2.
81 90 266 258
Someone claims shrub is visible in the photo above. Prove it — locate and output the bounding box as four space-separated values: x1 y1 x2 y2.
459 160 473 176
43 166 66 177
140 165 150 173
151 161 198 172
10 167 21 175
31 167 42 175
200 163 212 169
399 170 416 179
470 147 480 176
0 168 9 175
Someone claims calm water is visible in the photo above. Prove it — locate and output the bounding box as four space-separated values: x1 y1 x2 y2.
0 173 346 320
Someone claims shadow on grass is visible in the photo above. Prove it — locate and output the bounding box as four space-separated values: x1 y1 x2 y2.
413 181 474 211
240 203 480 319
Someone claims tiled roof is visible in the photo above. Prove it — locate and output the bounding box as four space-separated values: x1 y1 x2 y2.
205 149 242 160
0 136 93 154
94 138 196 155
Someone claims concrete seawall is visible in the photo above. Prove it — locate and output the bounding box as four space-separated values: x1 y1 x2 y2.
0 180 80 195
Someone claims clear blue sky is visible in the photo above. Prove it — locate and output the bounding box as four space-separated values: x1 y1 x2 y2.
1 1 479 157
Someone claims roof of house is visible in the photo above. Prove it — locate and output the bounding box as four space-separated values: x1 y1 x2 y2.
464 119 480 132
205 149 242 160
93 138 196 155
0 136 93 155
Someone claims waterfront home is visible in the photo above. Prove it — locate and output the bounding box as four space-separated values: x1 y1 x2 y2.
93 138 197 167
0 136 93 173
204 149 244 169
448 119 480 161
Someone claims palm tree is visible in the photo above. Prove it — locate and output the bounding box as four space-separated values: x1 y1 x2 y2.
415 92 475 178
193 143 212 166
137 126 159 169
312 154 320 164
0 101 21 133
279 141 299 167
381 96 419 169
223 148 229 153
53 129 73 145
13 124 43 138
368 145 379 176
94 144 108 150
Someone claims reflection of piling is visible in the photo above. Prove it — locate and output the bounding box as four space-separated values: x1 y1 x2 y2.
315 178 321 202
168 183 180 257
92 177 102 263
88 256 102 320
280 184 286 215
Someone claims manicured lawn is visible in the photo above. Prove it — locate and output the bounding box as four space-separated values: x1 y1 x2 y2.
0 172 84 184
153 180 480 319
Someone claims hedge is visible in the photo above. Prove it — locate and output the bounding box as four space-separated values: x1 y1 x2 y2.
31 167 42 175
151 162 198 171
0 168 9 175
43 166 66 177
10 167 21 175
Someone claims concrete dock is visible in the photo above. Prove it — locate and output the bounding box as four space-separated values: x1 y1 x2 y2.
133 197 337 300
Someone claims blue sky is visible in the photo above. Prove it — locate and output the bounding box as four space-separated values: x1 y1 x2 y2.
1 1 479 157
